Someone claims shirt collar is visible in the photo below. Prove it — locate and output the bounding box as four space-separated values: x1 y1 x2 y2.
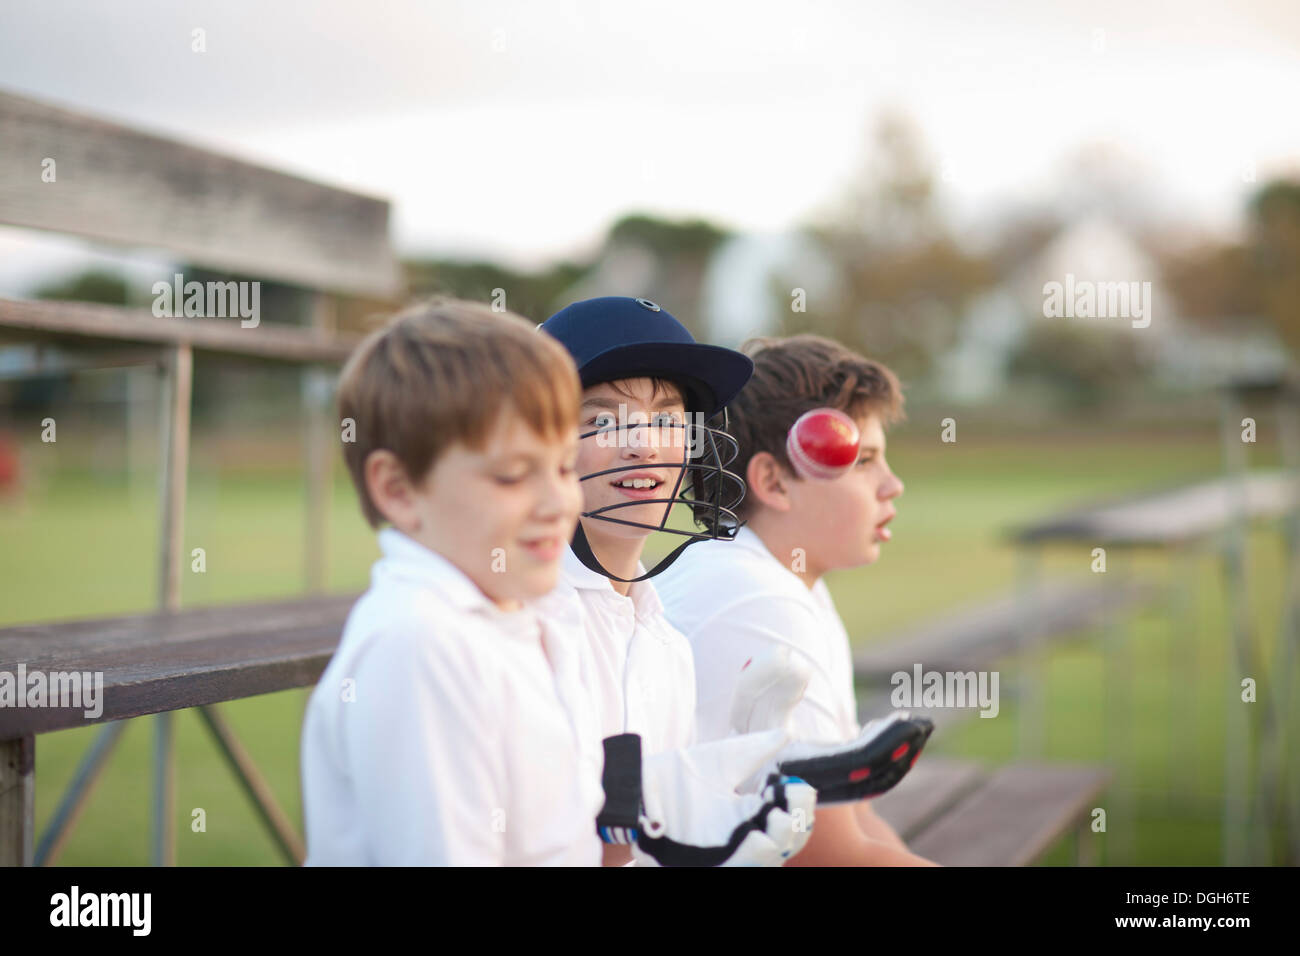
732 525 828 596
560 544 662 619
374 528 503 616
560 543 613 592
732 524 775 560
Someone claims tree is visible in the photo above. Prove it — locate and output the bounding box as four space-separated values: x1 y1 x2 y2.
790 112 992 378
31 270 129 305
1157 177 1300 356
402 259 588 324
1249 180 1300 354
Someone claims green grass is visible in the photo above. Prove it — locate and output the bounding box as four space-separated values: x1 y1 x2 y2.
2 427 1292 865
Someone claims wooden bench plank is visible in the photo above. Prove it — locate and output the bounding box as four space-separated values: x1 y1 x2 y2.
871 757 985 841
907 762 1111 866
1011 471 1298 547
0 91 401 298
853 579 1152 683
0 298 361 364
0 595 355 739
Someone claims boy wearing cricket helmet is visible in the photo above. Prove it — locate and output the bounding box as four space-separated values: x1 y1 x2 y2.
539 300 933 866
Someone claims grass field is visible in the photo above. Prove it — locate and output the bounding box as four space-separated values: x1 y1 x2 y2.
1 423 1293 865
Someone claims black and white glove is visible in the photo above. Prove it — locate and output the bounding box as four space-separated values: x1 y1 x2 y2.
596 731 817 867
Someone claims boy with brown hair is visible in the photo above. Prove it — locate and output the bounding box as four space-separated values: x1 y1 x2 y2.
657 333 938 866
300 298 606 865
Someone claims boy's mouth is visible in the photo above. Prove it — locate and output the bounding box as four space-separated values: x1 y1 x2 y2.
519 535 565 562
874 511 895 542
610 472 667 500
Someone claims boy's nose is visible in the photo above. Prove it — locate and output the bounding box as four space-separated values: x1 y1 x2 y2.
880 469 904 500
621 424 661 459
539 468 580 519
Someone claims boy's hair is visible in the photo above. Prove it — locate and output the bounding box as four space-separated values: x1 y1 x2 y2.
338 298 581 528
728 334 904 519
592 376 685 407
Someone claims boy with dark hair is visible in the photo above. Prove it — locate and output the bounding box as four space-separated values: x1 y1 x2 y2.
658 333 937 866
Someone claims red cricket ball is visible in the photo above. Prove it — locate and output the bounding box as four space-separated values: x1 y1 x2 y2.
785 408 860 481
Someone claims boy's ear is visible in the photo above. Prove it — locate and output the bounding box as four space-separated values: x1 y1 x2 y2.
365 449 422 533
746 451 794 513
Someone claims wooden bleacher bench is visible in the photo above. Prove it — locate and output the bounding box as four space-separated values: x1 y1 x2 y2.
1010 470 1299 548
1 597 1113 867
853 578 1154 727
873 757 1111 866
0 596 359 866
0 596 357 738
853 578 1153 683
852 582 1133 866
1009 469 1300 866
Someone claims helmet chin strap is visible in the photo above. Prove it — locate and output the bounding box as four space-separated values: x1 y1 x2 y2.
569 521 703 584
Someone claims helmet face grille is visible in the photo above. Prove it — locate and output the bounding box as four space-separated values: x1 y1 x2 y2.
577 410 745 543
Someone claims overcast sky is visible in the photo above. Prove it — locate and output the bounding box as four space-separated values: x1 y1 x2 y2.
2 0 1299 285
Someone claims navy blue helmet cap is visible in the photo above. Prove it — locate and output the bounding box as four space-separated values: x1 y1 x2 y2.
539 296 753 417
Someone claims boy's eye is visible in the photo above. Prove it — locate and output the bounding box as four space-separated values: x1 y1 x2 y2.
493 462 531 484
591 412 617 429
654 412 683 426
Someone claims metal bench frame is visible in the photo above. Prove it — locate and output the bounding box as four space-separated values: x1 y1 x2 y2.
0 89 400 866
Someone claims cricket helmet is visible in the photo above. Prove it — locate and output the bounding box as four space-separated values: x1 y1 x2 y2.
540 296 753 582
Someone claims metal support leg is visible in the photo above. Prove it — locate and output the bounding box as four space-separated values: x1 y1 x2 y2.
151 344 191 867
303 293 335 594
1016 543 1044 759
1273 395 1300 863
197 705 306 865
1219 392 1253 865
0 736 34 867
157 344 191 613
35 721 127 866
152 713 175 866
1170 546 1198 809
303 366 332 594
1103 549 1134 866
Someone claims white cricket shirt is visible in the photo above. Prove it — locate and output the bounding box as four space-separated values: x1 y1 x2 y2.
533 546 697 758
656 526 860 745
301 528 604 866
